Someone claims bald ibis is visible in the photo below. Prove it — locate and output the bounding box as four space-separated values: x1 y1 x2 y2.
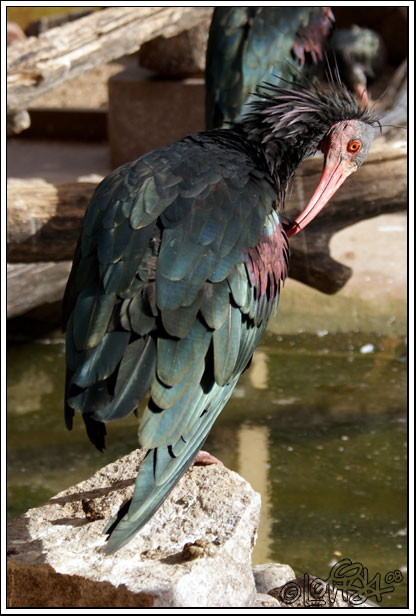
63 78 378 553
205 6 334 129
328 25 388 106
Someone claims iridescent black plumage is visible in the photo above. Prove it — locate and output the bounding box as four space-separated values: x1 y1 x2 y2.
63 79 378 553
205 6 334 129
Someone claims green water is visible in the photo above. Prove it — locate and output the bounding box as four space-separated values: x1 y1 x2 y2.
7 330 407 607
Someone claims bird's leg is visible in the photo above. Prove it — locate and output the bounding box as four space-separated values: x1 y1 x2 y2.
193 450 224 466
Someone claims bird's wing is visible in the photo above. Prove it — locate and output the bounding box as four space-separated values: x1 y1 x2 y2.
205 7 332 128
205 7 254 129
64 134 288 552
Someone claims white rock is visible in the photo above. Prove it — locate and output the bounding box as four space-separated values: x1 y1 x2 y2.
7 449 261 608
360 343 375 354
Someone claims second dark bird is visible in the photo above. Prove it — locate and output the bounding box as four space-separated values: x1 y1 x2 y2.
328 25 388 106
205 6 334 129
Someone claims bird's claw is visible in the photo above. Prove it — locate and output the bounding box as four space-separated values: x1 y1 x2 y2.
193 450 224 466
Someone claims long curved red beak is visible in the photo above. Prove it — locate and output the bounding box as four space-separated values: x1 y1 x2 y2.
285 155 356 238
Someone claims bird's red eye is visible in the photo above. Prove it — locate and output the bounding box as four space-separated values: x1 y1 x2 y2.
347 140 361 153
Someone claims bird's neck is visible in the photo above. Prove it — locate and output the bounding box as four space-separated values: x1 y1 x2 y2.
235 120 313 207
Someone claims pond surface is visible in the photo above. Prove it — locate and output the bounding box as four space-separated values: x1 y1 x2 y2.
7 329 407 607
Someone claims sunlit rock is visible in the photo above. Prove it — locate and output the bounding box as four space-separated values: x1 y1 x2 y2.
7 449 261 607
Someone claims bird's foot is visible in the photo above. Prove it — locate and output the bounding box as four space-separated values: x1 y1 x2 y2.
193 450 224 466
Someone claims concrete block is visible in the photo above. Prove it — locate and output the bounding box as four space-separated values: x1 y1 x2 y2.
108 67 205 168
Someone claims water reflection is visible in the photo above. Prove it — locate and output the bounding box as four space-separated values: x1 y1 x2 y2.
7 331 407 606
237 424 272 565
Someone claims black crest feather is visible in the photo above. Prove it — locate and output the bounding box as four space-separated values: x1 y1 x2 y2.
245 77 379 144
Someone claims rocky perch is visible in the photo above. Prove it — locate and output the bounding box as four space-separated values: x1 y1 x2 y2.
7 449 373 607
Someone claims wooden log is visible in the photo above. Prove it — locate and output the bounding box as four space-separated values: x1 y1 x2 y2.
375 59 408 130
7 262 72 319
7 110 31 136
7 180 95 263
7 134 407 293
7 7 213 121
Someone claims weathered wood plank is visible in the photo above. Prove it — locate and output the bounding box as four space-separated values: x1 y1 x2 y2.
7 6 213 117
7 180 95 262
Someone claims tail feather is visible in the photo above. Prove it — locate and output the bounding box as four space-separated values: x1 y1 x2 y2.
103 378 238 554
103 444 200 554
